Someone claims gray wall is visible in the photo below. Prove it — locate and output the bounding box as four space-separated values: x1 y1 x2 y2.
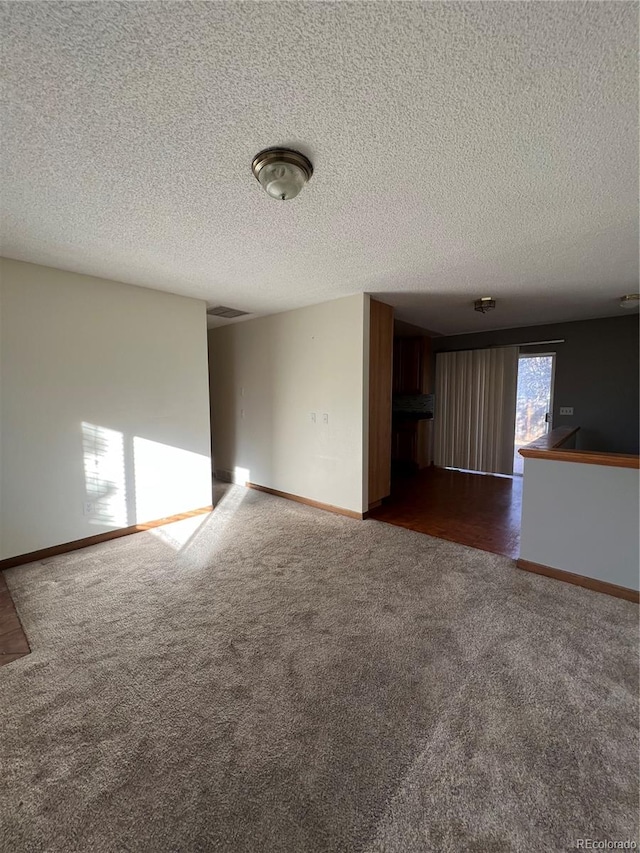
432 315 639 454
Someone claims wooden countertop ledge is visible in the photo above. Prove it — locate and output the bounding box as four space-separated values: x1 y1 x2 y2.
518 426 639 469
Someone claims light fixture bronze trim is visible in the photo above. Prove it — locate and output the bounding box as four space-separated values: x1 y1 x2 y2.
251 148 313 183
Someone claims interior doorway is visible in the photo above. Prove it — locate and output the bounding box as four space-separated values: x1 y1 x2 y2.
513 354 555 474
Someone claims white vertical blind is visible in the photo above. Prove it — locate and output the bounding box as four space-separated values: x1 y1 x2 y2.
434 347 518 475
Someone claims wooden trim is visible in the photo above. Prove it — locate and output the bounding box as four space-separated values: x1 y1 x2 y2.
519 425 579 453
247 483 364 520
519 447 639 469
517 558 639 603
0 506 213 571
519 425 639 468
362 500 382 519
368 299 394 504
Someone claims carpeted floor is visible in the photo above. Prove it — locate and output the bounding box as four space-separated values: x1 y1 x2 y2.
1 485 638 853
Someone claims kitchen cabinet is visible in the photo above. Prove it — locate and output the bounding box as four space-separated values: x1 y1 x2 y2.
391 417 433 470
392 419 418 465
416 419 433 468
393 336 432 395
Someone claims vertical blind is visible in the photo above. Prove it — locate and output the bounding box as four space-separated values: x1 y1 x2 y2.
434 347 518 475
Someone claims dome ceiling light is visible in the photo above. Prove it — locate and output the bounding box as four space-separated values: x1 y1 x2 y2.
619 294 639 310
251 148 313 201
474 297 496 314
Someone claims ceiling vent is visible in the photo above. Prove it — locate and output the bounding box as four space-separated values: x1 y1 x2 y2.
207 306 251 319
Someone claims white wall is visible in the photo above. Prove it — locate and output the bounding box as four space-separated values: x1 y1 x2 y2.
0 258 212 559
520 457 639 590
208 294 367 514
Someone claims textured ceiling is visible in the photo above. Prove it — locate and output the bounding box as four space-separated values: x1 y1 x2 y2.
1 1 638 335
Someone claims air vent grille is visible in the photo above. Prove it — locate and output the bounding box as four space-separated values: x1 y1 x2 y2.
207 306 250 319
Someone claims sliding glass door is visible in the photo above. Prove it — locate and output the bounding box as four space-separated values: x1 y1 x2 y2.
513 354 555 475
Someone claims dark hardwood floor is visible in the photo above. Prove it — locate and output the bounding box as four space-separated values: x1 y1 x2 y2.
0 571 30 667
370 466 522 559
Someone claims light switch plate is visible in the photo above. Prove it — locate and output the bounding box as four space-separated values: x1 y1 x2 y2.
559 407 573 416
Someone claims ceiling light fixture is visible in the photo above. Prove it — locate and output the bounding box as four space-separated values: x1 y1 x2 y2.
619 294 640 310
474 297 496 314
252 148 313 201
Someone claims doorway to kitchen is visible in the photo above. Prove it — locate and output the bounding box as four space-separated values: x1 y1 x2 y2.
374 336 525 559
513 354 555 475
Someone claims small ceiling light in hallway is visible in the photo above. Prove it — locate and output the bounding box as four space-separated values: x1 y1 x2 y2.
474 297 496 314
619 294 639 310
251 148 313 201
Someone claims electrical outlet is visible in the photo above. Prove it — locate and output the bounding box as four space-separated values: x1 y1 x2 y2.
83 501 95 516
310 412 316 423
559 407 574 416
323 413 329 424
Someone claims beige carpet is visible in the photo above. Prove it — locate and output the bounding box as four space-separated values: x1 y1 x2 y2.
1 485 638 852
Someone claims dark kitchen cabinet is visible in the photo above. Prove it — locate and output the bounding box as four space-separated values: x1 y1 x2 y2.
393 336 432 395
392 420 418 465
391 418 433 470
